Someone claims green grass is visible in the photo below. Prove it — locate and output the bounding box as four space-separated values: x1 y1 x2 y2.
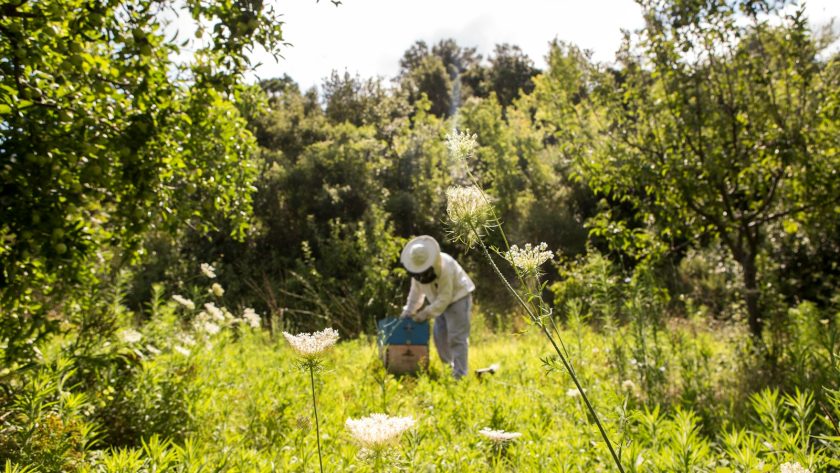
42 310 836 472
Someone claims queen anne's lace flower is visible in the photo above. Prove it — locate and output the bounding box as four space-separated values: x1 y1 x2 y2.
145 344 161 355
210 283 225 298
780 462 811 473
446 129 478 160
283 328 339 358
172 294 195 310
119 329 142 344
174 345 191 356
194 310 222 335
345 414 415 449
504 242 553 275
446 185 494 248
478 428 522 443
204 322 221 335
242 308 261 329
200 263 216 278
204 303 225 322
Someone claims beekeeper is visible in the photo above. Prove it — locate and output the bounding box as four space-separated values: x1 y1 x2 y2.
400 235 475 379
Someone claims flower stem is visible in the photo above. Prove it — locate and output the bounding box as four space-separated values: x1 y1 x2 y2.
374 449 383 473
309 364 325 473
473 228 625 472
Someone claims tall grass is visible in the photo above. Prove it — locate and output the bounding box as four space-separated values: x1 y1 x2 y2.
9 314 828 471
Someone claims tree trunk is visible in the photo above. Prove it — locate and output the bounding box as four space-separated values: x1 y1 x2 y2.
742 249 763 340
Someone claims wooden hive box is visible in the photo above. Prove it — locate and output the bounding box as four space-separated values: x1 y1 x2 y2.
377 317 430 374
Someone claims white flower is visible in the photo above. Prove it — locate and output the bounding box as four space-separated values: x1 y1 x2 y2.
780 462 811 473
478 428 522 443
194 310 222 335
504 242 554 275
202 322 221 335
179 334 196 346
200 263 216 278
446 185 494 248
145 344 161 355
566 387 584 398
445 129 478 160
204 303 225 322
345 413 415 449
210 283 224 298
174 345 191 356
621 380 636 392
172 294 195 310
283 328 339 358
119 329 142 344
242 308 261 329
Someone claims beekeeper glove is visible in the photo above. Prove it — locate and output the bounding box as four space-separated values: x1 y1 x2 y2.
413 307 432 322
399 310 413 319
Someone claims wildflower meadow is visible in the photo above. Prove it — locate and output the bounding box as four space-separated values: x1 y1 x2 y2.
2 0 840 471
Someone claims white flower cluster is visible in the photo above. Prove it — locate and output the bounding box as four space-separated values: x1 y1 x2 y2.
780 462 811 473
478 428 522 443
204 302 226 322
345 413 416 449
172 294 195 310
174 345 191 356
283 328 340 357
174 334 195 356
145 344 161 355
194 303 227 335
200 263 216 278
197 320 220 335
210 283 225 298
445 129 478 160
446 186 491 221
504 242 554 275
446 185 494 248
242 308 261 329
119 328 142 344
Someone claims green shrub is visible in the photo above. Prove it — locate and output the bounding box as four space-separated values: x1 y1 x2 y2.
0 358 98 471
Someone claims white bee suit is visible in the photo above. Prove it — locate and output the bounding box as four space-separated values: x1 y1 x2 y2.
401 252 475 379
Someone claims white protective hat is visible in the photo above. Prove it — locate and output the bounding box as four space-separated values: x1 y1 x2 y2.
400 235 441 273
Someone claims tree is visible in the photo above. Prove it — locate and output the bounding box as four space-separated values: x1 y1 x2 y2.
487 43 539 108
402 55 453 117
579 1 840 339
321 71 407 127
399 39 481 80
398 39 484 117
0 0 287 366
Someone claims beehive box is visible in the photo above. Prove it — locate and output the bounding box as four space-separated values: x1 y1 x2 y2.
382 344 429 374
377 317 430 345
377 317 430 374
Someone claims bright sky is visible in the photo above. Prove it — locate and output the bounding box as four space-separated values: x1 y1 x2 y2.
248 0 840 92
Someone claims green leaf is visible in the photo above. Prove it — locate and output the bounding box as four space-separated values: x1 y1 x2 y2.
782 219 799 234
